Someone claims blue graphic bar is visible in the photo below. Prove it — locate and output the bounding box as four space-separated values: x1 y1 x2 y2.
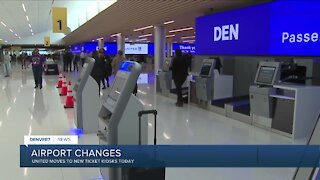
20 145 320 167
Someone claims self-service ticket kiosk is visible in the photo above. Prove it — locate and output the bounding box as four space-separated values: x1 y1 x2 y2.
250 61 320 139
158 58 172 96
250 62 281 120
73 57 100 133
98 61 147 180
194 59 233 105
196 59 216 102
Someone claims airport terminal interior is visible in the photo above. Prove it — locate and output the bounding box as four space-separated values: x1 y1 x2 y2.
1 0 320 180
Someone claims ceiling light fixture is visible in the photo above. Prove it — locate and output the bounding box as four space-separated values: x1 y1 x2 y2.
138 34 152 38
166 34 175 38
30 29 33 32
14 33 18 36
22 3 26 12
181 36 195 39
9 29 13 32
28 24 31 28
137 38 148 41
183 40 195 43
26 16 29 21
110 33 121 37
31 33 34 36
4 40 8 43
163 20 174 25
1 21 6 27
169 27 193 33
133 25 153 32
19 37 21 39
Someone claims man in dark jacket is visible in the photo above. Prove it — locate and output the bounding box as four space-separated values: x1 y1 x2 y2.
63 49 73 72
90 50 105 94
171 49 190 107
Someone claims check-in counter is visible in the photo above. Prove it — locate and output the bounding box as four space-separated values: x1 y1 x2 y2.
268 84 320 139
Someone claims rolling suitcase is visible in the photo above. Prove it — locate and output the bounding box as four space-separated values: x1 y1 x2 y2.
124 110 165 180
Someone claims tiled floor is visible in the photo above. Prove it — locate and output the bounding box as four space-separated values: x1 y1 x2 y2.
0 63 307 180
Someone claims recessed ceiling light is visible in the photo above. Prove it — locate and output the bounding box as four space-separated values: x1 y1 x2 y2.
169 27 193 33
181 36 195 39
14 33 18 36
28 24 31 28
138 34 152 38
183 40 195 43
31 33 34 36
4 40 8 43
26 16 29 21
137 38 148 41
133 25 153 32
110 33 121 37
9 29 13 32
19 37 21 39
22 3 26 12
164 20 174 25
30 29 33 32
1 21 6 27
166 34 175 38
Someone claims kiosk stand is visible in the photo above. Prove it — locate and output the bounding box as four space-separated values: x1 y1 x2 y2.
73 57 100 134
193 58 233 108
250 61 281 128
250 61 320 139
98 61 147 180
158 58 172 96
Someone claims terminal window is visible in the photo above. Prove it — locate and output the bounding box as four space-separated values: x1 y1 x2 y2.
256 66 276 84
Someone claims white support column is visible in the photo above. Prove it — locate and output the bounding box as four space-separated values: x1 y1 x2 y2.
166 37 173 57
117 34 125 54
98 38 104 50
154 25 165 72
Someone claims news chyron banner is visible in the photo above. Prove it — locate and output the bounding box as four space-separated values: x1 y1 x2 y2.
20 136 320 168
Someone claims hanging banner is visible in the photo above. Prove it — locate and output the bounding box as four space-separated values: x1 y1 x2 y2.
52 7 67 33
44 36 50 47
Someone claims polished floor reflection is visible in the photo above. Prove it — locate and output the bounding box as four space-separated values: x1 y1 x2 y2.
0 64 304 180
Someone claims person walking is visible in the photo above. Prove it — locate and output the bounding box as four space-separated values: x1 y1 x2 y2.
99 49 112 89
73 54 79 71
3 49 11 77
80 51 85 67
171 49 190 107
21 52 27 69
31 48 46 89
90 50 105 94
63 49 72 72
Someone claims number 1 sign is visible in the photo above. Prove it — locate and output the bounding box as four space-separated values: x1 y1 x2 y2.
52 7 67 33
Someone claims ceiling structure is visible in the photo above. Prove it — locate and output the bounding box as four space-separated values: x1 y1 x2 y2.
0 0 270 46
0 0 116 45
64 0 270 45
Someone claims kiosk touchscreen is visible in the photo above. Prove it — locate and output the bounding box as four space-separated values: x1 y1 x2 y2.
199 61 215 77
250 61 281 118
196 59 216 101
73 57 100 133
254 61 281 86
98 61 147 180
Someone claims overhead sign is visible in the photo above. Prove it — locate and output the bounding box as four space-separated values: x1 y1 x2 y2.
196 1 320 56
52 7 67 33
125 43 148 54
196 3 270 55
173 44 196 54
44 36 50 47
